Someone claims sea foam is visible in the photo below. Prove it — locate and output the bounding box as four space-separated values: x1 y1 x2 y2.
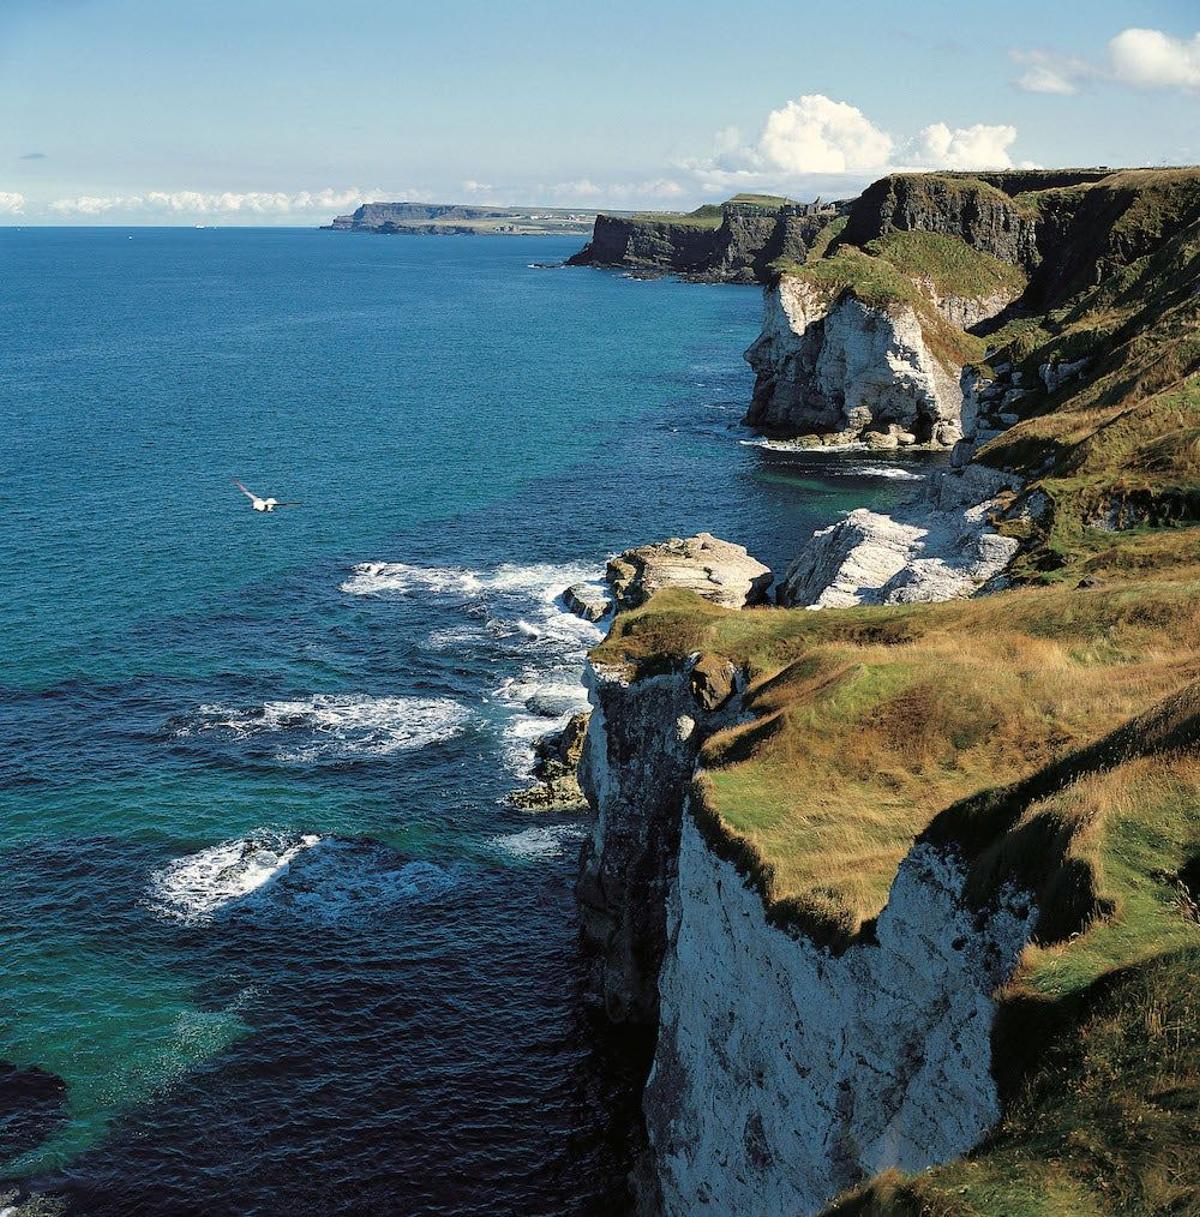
148 833 458 925
177 694 471 763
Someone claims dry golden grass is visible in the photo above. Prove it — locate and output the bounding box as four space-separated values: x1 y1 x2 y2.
597 576 1200 947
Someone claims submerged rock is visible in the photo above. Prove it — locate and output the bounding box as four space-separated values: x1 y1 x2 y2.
606 532 773 611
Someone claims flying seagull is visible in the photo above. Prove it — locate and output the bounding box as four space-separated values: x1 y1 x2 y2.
233 480 300 512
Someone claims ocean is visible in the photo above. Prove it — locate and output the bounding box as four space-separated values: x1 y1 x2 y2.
0 228 937 1215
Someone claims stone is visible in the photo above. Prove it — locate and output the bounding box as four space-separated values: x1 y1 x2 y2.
743 277 964 447
777 465 1023 609
510 711 591 812
688 653 738 711
563 582 612 622
606 532 773 612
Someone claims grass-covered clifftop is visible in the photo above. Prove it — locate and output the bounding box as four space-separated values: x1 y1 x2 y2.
598 165 1200 1214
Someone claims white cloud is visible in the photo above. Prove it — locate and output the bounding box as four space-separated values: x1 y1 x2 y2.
48 186 389 218
1109 27 1200 90
0 191 26 214
758 95 894 174
1011 49 1092 95
681 95 1026 197
910 122 1019 170
461 179 492 194
1013 28 1200 96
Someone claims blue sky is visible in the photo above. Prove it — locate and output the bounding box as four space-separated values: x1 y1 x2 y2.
2 0 1198 223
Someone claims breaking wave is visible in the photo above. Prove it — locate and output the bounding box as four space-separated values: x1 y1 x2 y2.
174 694 472 763
148 833 458 926
341 559 606 776
491 822 588 861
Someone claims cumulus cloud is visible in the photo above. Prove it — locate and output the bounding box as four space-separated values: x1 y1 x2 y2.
1109 27 1200 89
909 122 1019 170
47 186 388 218
758 96 894 174
1014 28 1200 95
0 191 26 214
682 94 1025 196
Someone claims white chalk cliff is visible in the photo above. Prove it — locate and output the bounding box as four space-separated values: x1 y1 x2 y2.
744 277 964 448
646 816 1035 1217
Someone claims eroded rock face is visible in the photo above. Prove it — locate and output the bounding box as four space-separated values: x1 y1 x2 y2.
510 711 591 812
645 817 1036 1217
777 464 1022 608
576 661 744 1024
607 533 773 612
744 278 963 447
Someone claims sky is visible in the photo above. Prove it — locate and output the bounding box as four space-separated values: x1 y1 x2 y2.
1 0 1198 224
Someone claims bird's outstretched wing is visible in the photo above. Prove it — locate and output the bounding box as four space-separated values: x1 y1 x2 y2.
232 480 258 501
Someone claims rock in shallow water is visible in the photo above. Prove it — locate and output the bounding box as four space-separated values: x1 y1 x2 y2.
510 711 591 812
606 532 773 612
562 582 612 622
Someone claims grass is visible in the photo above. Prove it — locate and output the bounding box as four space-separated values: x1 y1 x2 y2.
866 231 1025 301
727 192 794 208
594 573 1200 947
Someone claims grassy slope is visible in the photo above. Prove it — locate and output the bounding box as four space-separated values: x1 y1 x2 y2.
596 167 1200 1213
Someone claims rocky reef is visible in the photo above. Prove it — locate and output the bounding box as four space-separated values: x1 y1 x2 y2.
606 533 773 612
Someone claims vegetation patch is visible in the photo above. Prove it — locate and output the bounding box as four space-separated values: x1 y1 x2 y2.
867 231 1025 301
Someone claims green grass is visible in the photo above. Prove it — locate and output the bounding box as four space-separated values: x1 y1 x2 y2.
867 231 1025 301
595 574 1200 946
727 192 794 208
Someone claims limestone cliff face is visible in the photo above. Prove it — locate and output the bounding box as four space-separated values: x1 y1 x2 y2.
744 277 963 447
578 662 1037 1217
576 660 743 1024
646 817 1035 1217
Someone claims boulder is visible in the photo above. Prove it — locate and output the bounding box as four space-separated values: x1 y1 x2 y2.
563 582 612 622
689 653 738 711
510 711 591 812
606 532 773 611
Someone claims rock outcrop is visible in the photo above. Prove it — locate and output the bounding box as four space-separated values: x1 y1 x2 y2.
576 662 744 1023
606 533 773 611
567 201 841 284
646 818 1035 1217
744 277 964 447
777 463 1022 608
510 711 591 812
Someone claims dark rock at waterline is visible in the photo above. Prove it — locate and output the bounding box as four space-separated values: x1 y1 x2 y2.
510 711 591 812
0 1061 69 1159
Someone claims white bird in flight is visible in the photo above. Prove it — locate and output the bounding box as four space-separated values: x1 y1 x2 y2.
233 480 300 512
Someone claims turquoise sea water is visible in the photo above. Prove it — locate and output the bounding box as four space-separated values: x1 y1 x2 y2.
0 229 935 1214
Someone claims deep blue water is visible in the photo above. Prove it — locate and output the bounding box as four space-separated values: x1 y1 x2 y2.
0 229 935 1215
